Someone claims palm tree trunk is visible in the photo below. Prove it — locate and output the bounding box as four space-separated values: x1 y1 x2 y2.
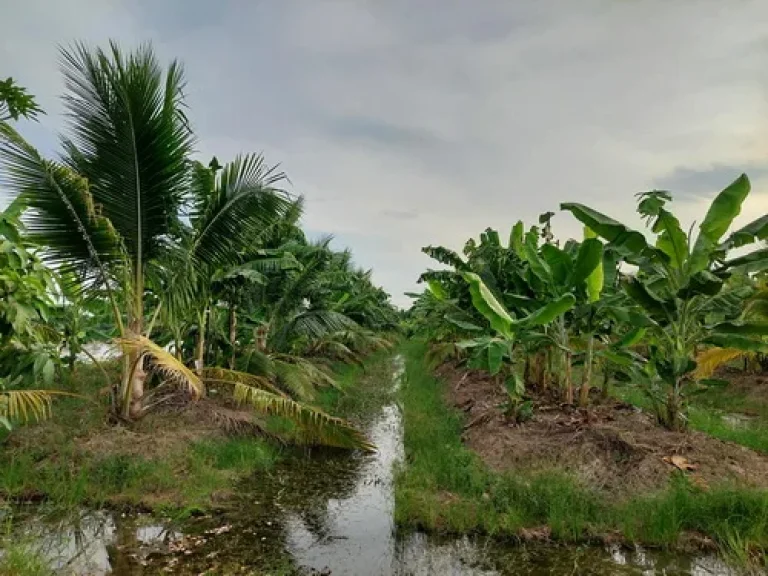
121 273 146 420
579 335 593 407
195 307 208 375
126 298 146 419
228 304 237 369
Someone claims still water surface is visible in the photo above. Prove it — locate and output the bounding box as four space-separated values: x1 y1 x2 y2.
1 357 743 574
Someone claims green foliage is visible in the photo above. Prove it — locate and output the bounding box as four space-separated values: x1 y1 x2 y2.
0 41 396 449
0 77 42 122
398 342 768 561
563 174 767 429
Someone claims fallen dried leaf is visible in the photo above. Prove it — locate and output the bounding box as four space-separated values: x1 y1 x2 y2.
663 455 697 472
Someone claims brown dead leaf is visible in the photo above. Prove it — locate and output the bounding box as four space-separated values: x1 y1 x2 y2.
663 455 697 472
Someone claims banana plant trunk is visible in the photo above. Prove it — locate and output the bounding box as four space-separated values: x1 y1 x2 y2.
601 364 611 399
665 378 686 431
564 350 573 404
228 304 237 369
579 335 594 407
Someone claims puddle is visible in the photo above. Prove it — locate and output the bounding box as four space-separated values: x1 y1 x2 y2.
0 356 748 574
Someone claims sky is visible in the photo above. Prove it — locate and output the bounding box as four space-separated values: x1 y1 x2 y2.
2 0 768 307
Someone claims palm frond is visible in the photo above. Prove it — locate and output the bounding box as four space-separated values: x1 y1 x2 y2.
271 354 340 400
60 41 193 264
232 383 374 452
202 367 286 397
242 347 275 377
288 310 358 342
0 390 81 424
0 121 121 292
116 334 203 397
190 154 294 271
693 347 747 380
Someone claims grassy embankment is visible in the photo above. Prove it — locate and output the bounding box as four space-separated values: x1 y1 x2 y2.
616 384 768 456
0 355 384 516
395 340 768 565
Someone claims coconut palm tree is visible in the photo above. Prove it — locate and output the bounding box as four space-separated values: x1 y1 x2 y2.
0 42 373 450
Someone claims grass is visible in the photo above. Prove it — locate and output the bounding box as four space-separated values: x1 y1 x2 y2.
0 518 52 576
0 362 285 514
395 339 768 565
0 435 280 515
0 353 391 516
616 385 768 455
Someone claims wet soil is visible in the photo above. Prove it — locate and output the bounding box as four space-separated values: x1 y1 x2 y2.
439 362 768 496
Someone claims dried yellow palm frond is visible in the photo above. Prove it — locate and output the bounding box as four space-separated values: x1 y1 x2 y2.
693 347 747 380
0 390 81 424
201 367 287 397
233 382 375 452
116 334 203 398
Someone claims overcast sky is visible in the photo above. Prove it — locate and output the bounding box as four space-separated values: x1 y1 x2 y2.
3 0 768 306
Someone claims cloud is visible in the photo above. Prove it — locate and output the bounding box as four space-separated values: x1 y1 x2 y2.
379 209 420 221
327 115 445 151
4 0 768 306
655 164 768 199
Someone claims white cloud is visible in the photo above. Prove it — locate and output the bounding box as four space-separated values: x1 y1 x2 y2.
3 0 768 306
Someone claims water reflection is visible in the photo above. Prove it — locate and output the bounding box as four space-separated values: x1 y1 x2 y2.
0 357 747 575
1 509 179 575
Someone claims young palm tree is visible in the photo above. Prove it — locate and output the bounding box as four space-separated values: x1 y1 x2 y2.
0 42 374 450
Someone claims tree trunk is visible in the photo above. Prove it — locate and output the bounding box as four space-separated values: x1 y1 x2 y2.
543 349 551 390
195 307 208 375
126 307 146 419
665 382 686 431
523 356 531 386
228 304 237 369
564 351 573 404
579 335 594 407
127 358 146 419
601 364 611 399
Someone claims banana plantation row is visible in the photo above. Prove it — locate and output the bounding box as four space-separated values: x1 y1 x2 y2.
407 176 768 431
0 43 398 448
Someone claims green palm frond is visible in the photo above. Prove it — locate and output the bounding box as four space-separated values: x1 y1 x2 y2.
202 367 286 397
272 354 340 400
0 121 121 292
232 382 374 452
288 310 358 342
243 347 276 377
60 41 193 265
189 154 294 271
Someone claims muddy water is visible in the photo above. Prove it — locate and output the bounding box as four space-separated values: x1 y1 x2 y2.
1 356 744 575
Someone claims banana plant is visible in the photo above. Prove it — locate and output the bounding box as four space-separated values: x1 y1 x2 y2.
457 271 576 398
509 221 604 403
561 174 768 430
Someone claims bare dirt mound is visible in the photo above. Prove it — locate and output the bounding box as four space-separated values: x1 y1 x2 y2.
438 363 768 496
